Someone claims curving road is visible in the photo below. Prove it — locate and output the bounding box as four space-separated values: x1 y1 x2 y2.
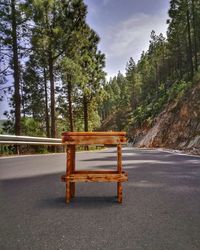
0 147 200 250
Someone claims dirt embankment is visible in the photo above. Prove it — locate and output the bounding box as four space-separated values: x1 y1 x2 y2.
134 82 200 155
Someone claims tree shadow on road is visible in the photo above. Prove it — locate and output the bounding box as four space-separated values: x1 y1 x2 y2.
1 149 200 211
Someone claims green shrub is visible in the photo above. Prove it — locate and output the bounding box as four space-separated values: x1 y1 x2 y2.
167 80 192 101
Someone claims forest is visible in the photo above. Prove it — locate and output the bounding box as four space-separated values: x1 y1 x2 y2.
0 0 200 153
100 0 200 134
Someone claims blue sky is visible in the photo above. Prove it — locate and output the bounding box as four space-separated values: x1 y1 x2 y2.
84 0 170 78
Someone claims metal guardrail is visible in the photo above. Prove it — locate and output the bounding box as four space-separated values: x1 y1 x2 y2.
0 135 62 145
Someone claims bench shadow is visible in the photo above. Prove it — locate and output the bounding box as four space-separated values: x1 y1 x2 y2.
39 196 118 209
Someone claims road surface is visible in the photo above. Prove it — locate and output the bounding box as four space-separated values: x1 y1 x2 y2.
0 147 200 250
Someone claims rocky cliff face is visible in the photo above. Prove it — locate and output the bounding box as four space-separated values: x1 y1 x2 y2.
135 82 200 155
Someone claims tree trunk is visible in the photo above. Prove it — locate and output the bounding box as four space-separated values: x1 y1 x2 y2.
186 6 194 78
11 0 21 135
44 67 50 137
191 0 198 71
21 80 25 118
67 76 74 132
83 94 88 132
177 35 183 79
48 49 56 138
155 61 159 96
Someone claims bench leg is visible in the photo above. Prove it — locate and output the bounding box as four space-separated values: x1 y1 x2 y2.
117 182 122 203
70 145 76 198
117 144 122 203
70 183 75 198
66 145 73 203
66 180 71 203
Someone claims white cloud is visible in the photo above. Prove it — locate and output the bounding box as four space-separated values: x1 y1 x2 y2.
100 10 168 78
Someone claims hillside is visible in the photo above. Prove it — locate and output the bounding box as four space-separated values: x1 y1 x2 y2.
134 82 200 154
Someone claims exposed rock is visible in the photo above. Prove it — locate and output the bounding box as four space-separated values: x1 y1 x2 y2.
135 82 200 155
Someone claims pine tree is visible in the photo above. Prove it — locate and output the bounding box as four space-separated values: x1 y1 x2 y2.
0 0 30 135
30 0 87 137
79 26 105 131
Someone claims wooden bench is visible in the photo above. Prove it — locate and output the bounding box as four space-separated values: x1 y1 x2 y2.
61 132 128 203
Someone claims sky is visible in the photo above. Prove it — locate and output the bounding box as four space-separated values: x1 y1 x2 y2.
84 0 170 79
0 0 170 120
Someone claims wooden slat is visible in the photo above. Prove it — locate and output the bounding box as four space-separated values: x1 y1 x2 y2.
61 171 127 181
61 173 128 183
62 131 127 145
62 136 126 145
62 132 126 136
74 170 119 174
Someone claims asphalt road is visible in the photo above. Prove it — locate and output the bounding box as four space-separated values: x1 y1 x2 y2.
0 147 200 250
